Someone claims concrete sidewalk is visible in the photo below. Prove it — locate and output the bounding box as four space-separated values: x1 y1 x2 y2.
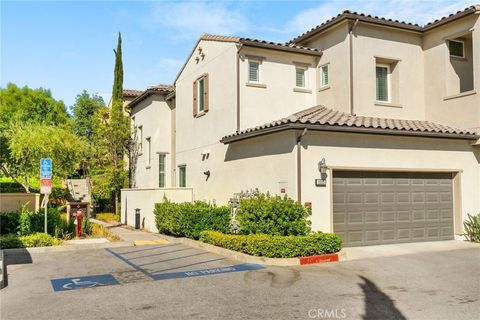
90 219 168 246
340 240 479 261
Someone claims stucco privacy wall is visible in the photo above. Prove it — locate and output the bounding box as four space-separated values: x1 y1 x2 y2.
120 188 193 232
239 47 318 130
130 95 173 189
423 15 480 131
300 131 480 233
176 131 297 204
0 193 41 212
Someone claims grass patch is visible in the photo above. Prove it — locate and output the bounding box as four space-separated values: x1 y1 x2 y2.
95 213 120 223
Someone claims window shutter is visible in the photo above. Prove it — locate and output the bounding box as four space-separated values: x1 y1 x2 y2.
203 73 209 112
193 79 198 117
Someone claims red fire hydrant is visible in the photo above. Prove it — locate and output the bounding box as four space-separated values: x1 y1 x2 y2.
76 210 83 238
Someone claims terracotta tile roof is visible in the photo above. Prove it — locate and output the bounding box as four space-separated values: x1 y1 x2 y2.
221 106 479 143
289 5 480 44
200 33 321 55
123 89 144 98
128 84 174 108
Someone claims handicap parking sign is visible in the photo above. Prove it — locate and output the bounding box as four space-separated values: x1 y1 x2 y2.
51 274 119 292
40 158 52 179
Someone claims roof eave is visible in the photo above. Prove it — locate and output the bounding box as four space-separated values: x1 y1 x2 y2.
240 40 322 56
423 7 479 31
128 88 173 109
221 123 479 144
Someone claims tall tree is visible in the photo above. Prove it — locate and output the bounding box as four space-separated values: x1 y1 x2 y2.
90 32 130 214
71 91 105 139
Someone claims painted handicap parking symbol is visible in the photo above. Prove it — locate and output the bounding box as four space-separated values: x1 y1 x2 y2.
51 274 119 292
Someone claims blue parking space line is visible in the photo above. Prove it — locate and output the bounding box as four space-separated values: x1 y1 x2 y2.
129 247 193 260
51 274 119 292
118 243 180 256
151 264 265 280
105 248 154 278
138 252 208 267
151 257 226 274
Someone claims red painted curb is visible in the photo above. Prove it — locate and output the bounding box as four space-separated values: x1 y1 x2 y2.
299 253 339 265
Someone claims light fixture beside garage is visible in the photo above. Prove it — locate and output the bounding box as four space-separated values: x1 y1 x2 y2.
316 158 328 187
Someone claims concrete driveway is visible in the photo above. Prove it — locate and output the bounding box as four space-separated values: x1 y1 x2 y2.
1 241 479 320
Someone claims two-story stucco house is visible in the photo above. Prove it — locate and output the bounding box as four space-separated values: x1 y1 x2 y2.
122 5 480 247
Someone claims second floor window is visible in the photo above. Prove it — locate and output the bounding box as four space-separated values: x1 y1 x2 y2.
295 67 306 88
146 137 151 167
193 74 209 117
158 154 166 188
376 64 390 102
178 165 186 187
138 125 143 153
321 64 329 87
448 40 464 58
248 60 260 82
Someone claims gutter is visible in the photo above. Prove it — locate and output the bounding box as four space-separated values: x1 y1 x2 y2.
296 128 308 203
236 43 243 132
349 19 359 115
221 123 480 144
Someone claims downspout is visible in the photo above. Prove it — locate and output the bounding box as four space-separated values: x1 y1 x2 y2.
236 44 243 132
349 19 359 115
296 128 308 203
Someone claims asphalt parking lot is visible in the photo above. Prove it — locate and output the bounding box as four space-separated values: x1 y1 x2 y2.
1 242 479 320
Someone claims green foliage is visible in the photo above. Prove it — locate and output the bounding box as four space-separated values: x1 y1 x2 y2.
18 207 61 236
81 215 92 236
112 32 123 103
0 233 61 249
199 231 342 258
95 213 120 222
71 90 105 139
3 123 89 192
235 192 311 236
56 214 76 239
0 211 20 234
463 213 480 242
154 200 231 239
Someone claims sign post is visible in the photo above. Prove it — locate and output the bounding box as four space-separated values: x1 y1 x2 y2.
40 158 52 233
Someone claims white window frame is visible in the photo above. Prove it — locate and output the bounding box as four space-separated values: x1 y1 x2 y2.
320 64 329 87
138 125 143 154
448 39 465 58
197 76 205 113
248 59 261 83
146 137 151 168
376 63 391 103
158 153 166 188
295 66 307 88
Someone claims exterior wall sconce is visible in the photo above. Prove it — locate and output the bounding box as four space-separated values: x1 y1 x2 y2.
315 158 328 187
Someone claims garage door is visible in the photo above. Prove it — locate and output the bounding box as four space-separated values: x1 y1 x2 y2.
333 171 454 247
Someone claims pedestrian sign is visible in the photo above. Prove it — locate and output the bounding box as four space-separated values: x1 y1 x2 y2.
40 158 52 179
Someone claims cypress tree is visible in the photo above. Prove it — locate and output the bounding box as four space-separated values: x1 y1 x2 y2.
112 32 123 103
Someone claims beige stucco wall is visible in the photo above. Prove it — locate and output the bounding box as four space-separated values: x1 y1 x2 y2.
121 188 194 232
130 95 173 189
239 47 318 129
300 131 480 233
304 22 350 113
424 15 480 131
0 193 41 212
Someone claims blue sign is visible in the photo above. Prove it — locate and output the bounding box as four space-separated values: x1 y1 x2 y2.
40 158 52 179
51 274 119 292
151 263 265 281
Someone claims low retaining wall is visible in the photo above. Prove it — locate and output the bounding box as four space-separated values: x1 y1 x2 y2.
120 188 194 233
0 193 41 212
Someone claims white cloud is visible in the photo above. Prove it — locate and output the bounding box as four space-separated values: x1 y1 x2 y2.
287 0 474 37
146 1 248 40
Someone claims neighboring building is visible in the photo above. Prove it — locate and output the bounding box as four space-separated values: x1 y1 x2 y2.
123 5 480 247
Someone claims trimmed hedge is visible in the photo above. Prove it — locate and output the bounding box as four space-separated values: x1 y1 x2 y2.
199 231 342 258
0 233 62 249
236 192 311 236
154 200 230 239
19 207 61 236
0 211 20 234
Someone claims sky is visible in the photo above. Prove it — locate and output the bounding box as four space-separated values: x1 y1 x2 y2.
1 0 475 108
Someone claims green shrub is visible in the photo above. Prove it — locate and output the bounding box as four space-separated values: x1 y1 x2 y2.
154 200 230 239
199 231 342 258
0 233 61 249
236 192 311 236
81 216 92 236
0 211 20 234
463 213 480 242
18 207 61 236
95 213 120 222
